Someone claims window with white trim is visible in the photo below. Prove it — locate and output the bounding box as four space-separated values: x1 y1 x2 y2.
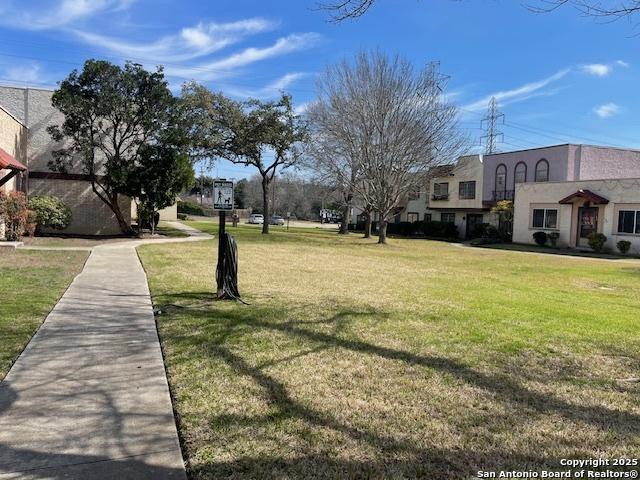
532 208 557 229
407 212 419 223
617 210 640 234
458 181 476 199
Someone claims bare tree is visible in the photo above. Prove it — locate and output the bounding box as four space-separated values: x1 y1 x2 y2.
319 0 640 21
310 51 467 244
304 114 361 234
317 0 376 21
527 0 640 18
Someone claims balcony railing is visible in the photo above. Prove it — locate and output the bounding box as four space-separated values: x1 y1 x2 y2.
493 190 514 201
431 193 449 201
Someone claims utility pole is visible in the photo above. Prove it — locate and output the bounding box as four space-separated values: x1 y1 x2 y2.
480 97 504 154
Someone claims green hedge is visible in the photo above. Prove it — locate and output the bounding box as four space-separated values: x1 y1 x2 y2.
177 200 215 217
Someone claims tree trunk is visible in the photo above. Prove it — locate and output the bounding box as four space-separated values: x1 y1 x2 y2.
363 210 372 239
378 219 388 244
338 192 352 235
110 194 134 236
261 177 270 234
91 181 134 236
339 202 350 235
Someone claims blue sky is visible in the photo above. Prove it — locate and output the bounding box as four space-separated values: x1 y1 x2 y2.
0 0 638 179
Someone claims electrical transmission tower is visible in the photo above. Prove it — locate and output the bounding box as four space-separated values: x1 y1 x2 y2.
480 97 504 154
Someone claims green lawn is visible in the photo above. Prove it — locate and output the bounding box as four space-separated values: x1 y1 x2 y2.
138 224 640 479
0 250 89 380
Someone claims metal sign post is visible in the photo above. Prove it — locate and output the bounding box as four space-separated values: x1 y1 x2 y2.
213 180 239 300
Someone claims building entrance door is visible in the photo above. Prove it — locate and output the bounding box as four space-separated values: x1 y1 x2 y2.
577 207 598 247
466 214 484 240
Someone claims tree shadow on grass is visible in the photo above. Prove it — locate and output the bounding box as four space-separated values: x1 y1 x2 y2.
155 292 640 478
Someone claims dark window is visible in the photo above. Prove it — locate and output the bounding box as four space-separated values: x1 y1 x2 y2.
424 213 432 222
495 164 507 192
514 162 527 184
434 182 448 196
441 213 455 224
535 159 549 182
545 209 558 229
637 212 640 234
532 209 545 228
407 212 419 223
459 181 476 199
618 210 636 234
532 208 557 229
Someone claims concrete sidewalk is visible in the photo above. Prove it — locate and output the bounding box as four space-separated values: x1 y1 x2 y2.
0 223 212 479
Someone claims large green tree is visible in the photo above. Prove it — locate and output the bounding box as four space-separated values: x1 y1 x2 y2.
49 59 187 235
181 83 308 234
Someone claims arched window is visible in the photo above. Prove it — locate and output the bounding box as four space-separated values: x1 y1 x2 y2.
535 159 549 182
495 164 507 193
514 162 527 184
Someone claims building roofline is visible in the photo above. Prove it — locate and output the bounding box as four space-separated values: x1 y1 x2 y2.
485 143 640 156
0 83 55 93
0 104 27 128
516 176 640 186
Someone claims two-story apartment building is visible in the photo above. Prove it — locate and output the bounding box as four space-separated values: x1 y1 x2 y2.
504 144 640 253
424 155 489 239
394 144 640 251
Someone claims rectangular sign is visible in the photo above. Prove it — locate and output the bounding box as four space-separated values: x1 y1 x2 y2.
213 180 234 211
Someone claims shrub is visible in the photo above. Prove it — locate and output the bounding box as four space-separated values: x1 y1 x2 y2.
28 195 72 232
387 221 423 236
548 231 560 247
532 231 547 246
178 200 205 216
422 221 458 239
25 210 38 237
616 240 631 255
0 191 29 241
177 213 188 220
587 232 607 253
471 223 500 240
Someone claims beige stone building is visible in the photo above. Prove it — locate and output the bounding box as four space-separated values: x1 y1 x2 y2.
513 178 640 254
0 104 27 193
0 84 177 235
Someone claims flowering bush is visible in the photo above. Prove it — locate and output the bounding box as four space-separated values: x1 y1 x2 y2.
0 191 29 241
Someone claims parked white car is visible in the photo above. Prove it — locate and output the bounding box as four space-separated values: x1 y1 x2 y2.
270 215 285 225
248 214 264 224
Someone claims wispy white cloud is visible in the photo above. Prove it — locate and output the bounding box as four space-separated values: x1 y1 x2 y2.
581 60 630 77
224 72 307 98
0 61 57 88
164 33 321 81
0 0 135 30
581 63 611 77
594 102 621 118
463 68 570 112
73 18 278 63
6 64 43 84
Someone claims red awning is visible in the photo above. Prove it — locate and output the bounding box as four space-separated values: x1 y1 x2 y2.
0 146 27 171
559 189 609 205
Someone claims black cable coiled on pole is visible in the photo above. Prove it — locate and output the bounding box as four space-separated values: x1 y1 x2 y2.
216 233 246 302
